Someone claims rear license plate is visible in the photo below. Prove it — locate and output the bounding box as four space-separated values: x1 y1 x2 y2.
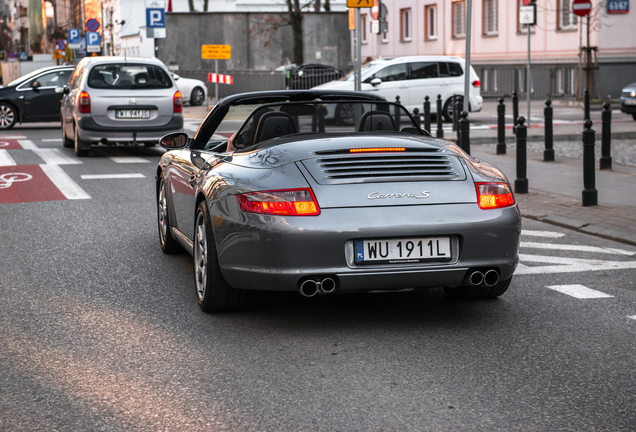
624 99 636 105
355 237 451 264
116 110 150 119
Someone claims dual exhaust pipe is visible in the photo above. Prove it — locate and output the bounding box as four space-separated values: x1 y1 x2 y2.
299 277 337 297
468 269 500 287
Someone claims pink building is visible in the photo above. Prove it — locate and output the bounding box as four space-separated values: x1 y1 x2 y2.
358 0 636 99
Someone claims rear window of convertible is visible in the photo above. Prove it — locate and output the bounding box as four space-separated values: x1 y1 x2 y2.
87 63 172 89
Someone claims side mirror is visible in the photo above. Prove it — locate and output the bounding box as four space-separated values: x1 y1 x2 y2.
55 85 69 94
370 78 382 87
159 132 189 149
172 74 180 80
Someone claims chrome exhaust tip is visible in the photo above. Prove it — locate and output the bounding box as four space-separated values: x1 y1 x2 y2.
299 279 319 298
483 270 500 287
320 277 336 294
469 271 484 286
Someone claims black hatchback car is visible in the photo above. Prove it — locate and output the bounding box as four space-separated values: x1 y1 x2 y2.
0 65 75 129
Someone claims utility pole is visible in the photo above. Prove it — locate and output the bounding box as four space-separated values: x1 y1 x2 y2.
462 0 472 116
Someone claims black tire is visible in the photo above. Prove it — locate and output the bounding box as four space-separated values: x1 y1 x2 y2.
443 277 512 300
632 113 636 121
144 142 156 147
193 201 255 312
442 98 455 122
74 124 90 157
157 177 181 254
335 103 355 126
190 87 205 106
62 121 74 148
0 103 17 130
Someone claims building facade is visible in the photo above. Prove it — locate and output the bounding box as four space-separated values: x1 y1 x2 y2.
358 0 636 99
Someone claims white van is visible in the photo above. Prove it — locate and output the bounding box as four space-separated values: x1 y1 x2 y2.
312 55 482 122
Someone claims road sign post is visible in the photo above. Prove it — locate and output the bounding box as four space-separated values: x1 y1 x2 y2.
520 2 536 128
347 0 370 92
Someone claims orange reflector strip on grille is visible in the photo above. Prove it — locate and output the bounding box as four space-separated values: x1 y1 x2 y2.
350 148 406 153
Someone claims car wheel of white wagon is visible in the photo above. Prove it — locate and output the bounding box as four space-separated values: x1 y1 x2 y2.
157 177 181 254
193 201 255 312
443 277 512 300
190 87 205 106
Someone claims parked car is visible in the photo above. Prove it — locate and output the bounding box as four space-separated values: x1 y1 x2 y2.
155 89 520 313
59 56 184 156
620 81 636 121
284 64 345 90
172 73 207 106
312 56 482 122
0 65 75 129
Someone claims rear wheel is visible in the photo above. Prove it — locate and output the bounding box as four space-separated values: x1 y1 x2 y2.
157 177 181 254
194 201 255 312
62 121 73 148
74 124 90 157
0 103 17 130
335 103 355 126
443 277 512 300
190 87 205 106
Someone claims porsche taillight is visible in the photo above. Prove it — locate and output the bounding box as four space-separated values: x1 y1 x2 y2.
236 188 320 216
476 183 515 209
78 91 91 114
173 91 183 113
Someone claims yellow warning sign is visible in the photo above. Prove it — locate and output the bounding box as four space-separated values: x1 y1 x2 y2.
347 0 372 7
53 50 63 60
349 8 355 29
201 45 231 60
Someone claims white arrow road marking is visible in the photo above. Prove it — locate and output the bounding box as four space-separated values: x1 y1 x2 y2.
81 173 146 179
516 254 636 275
0 149 16 166
521 230 565 238
40 164 91 200
546 284 613 299
520 241 636 256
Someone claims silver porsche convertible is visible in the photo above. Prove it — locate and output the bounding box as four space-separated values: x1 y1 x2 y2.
156 90 521 312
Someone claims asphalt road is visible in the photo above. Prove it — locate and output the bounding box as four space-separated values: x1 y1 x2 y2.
1 125 636 431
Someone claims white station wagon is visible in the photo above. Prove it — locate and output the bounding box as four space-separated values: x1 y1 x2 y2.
313 55 483 123
59 56 184 156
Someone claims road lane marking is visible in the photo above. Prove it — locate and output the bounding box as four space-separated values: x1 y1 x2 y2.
17 139 37 150
32 148 82 165
42 138 63 142
40 164 91 200
81 173 146 179
520 242 636 256
546 284 613 299
628 316 636 321
0 135 26 139
0 149 16 166
516 254 636 275
521 230 565 238
109 157 151 164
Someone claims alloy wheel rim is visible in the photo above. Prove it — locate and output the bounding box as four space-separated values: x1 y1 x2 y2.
0 106 14 128
194 213 208 301
191 88 204 105
158 182 168 244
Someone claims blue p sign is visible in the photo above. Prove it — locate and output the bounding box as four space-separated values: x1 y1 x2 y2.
68 28 81 48
86 32 101 52
146 8 165 28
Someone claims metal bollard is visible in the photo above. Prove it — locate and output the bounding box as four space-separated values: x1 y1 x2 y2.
412 107 421 128
459 111 471 155
394 95 402 130
582 119 598 206
497 97 506 154
455 97 463 142
436 95 444 138
424 96 431 133
512 91 519 136
544 98 554 161
515 116 528 194
584 88 591 121
600 102 612 170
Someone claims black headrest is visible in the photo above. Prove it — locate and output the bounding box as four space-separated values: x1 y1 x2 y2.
253 111 298 144
358 110 397 132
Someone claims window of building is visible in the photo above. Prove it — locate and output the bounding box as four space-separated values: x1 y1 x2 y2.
483 0 498 35
452 1 466 38
558 0 578 30
400 8 412 42
361 14 368 44
425 4 438 40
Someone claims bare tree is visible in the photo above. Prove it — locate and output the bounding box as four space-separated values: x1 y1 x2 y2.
285 0 329 65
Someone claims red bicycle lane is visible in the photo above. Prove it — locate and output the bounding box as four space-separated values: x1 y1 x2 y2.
0 165 67 204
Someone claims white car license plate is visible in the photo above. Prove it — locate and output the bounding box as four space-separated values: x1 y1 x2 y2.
116 110 150 119
355 237 451 264
624 99 636 105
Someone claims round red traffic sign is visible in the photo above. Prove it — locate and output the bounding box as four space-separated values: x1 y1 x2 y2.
372 0 379 20
522 0 532 5
86 18 100 32
572 0 592 17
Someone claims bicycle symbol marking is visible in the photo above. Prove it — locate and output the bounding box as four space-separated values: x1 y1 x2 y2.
0 141 9 147
0 172 33 189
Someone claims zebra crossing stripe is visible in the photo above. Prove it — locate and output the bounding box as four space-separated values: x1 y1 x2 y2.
546 284 613 299
0 149 16 166
40 164 91 200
